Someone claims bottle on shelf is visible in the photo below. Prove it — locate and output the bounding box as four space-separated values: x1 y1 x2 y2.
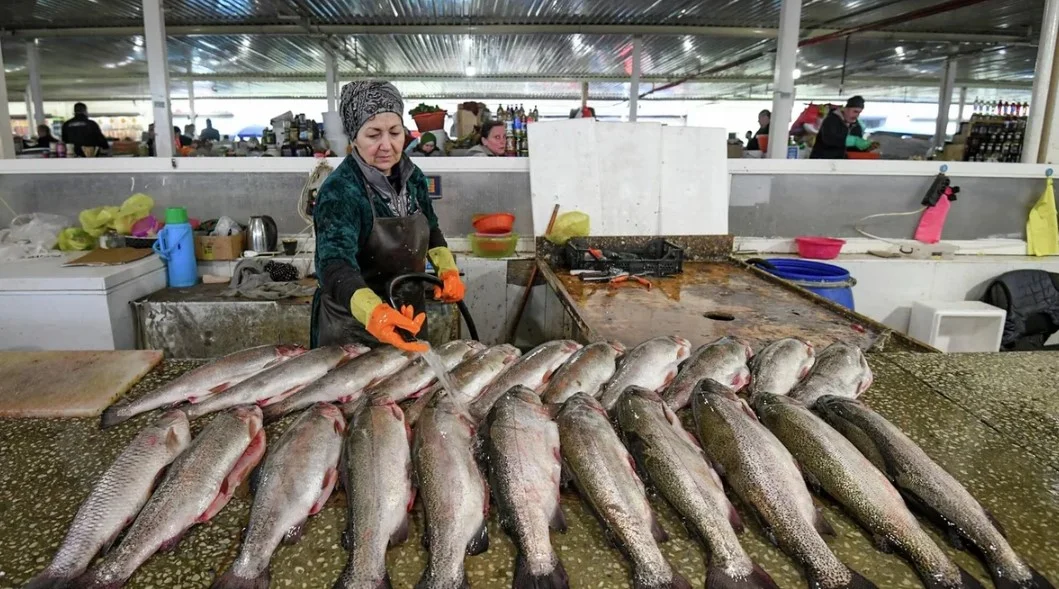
531 105 540 122
497 104 505 122
505 121 516 156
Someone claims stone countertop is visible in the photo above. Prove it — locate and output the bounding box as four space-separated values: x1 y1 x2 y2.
2 355 1057 588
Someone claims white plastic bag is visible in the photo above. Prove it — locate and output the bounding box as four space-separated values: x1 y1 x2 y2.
212 216 242 236
6 213 71 249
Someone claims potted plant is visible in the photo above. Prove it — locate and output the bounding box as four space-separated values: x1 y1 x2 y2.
409 103 447 132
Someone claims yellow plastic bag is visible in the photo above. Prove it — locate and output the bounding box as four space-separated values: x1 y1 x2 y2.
1027 177 1059 256
113 193 155 235
58 228 94 251
545 211 590 245
79 206 120 237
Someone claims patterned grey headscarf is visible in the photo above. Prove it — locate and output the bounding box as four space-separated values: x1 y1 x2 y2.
340 80 404 139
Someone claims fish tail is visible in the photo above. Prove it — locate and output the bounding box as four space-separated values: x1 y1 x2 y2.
632 570 693 589
99 405 130 429
414 565 469 589
706 563 780 589
22 571 68 589
210 569 269 589
513 552 569 589
69 571 124 589
993 566 1055 589
834 568 878 589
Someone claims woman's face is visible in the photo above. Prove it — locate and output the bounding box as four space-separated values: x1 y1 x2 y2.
354 112 405 174
484 125 506 155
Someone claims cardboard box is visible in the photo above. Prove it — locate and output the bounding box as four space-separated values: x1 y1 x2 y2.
727 144 744 158
195 233 244 261
939 144 966 162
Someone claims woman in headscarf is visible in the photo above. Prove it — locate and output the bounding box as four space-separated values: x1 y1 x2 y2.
311 81 465 352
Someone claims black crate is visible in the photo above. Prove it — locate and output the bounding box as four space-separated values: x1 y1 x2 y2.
564 238 685 276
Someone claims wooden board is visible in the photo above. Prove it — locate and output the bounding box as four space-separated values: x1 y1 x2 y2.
0 350 163 418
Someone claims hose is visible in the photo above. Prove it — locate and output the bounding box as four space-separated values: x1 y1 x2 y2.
387 272 479 342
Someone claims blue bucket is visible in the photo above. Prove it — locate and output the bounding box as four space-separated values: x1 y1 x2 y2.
755 258 856 310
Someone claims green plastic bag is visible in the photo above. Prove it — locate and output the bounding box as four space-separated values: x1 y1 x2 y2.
58 228 94 251
545 211 590 245
113 193 154 235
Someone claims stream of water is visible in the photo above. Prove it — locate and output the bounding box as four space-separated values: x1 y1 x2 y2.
417 346 462 400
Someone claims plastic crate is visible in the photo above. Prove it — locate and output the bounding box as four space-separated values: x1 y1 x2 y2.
908 301 1005 353
565 238 685 276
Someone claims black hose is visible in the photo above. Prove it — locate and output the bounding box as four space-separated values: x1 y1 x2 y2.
387 272 479 342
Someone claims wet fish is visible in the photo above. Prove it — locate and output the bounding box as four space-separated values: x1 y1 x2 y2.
212 403 345 589
662 336 752 411
23 411 191 589
557 393 691 589
484 387 568 589
101 345 306 428
348 340 487 413
599 336 692 411
405 344 522 425
614 387 778 589
333 394 415 589
540 341 626 405
413 394 490 589
182 345 367 420
814 395 1054 589
789 342 872 407
747 338 815 399
261 346 414 421
754 393 983 589
76 406 267 588
691 380 875 589
469 340 582 420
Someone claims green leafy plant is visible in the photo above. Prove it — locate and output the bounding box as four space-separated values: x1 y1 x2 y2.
409 103 443 116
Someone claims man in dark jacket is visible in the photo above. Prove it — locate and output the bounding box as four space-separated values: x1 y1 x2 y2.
199 118 221 142
61 102 110 157
810 96 866 159
746 109 771 151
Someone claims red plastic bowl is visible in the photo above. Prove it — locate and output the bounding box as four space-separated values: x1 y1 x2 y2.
795 236 846 259
472 213 515 235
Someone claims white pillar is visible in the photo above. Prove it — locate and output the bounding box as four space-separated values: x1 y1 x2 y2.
629 36 643 122
768 0 803 159
26 40 45 127
0 43 16 159
933 58 957 151
187 79 196 132
1025 0 1059 163
143 0 173 157
580 81 589 108
325 52 338 113
957 86 968 123
24 90 34 135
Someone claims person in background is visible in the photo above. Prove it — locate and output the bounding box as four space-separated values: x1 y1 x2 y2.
35 124 57 149
810 95 872 159
745 109 771 151
61 102 110 156
175 126 193 148
199 118 220 142
846 113 875 154
411 131 444 157
311 80 465 351
184 123 196 139
144 123 156 156
467 120 506 156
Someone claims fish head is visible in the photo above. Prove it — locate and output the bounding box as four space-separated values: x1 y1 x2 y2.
312 402 347 433
560 340 583 354
497 344 523 365
502 385 542 406
154 409 192 451
730 366 752 390
560 392 608 419
615 386 669 427
464 340 489 356
230 404 264 439
341 343 372 360
278 344 309 358
751 390 802 414
607 340 627 356
669 336 693 359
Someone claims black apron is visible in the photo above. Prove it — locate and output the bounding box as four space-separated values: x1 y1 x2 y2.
312 200 430 349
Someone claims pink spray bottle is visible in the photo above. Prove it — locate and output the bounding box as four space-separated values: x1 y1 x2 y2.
914 173 960 244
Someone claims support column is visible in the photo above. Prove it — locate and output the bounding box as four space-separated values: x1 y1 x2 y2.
325 51 338 113
0 43 16 159
933 57 957 151
768 0 803 159
1025 0 1059 163
957 86 968 123
187 79 196 133
629 35 642 122
24 91 34 135
26 40 45 127
580 82 589 108
323 51 346 154
143 0 173 157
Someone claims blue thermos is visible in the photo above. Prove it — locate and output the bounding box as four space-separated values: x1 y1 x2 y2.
153 207 198 288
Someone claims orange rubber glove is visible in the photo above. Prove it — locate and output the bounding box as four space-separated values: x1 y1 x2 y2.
428 247 464 303
367 304 428 353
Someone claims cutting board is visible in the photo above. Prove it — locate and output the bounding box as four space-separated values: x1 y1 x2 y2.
0 350 163 418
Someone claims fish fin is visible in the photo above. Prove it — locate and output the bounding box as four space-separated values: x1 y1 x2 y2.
208 382 233 394
706 563 781 589
728 502 745 533
158 529 188 553
984 509 1008 539
802 469 824 495
896 488 967 550
421 515 431 550
807 568 877 589
814 509 836 537
415 570 470 589
513 552 569 589
633 570 692 589
650 512 669 543
309 467 339 515
550 504 568 533
466 519 489 556
282 521 306 545
248 464 263 496
22 572 69 589
198 428 267 523
390 513 410 546
210 568 270 589
751 511 779 547
871 533 894 554
952 567 986 589
999 566 1056 589
99 405 129 429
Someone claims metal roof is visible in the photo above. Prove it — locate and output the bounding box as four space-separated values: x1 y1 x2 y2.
0 0 1045 102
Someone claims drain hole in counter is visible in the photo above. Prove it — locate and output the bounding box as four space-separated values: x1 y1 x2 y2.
704 312 735 322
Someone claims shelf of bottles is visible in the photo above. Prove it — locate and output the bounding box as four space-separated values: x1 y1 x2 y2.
963 99 1029 163
496 103 540 157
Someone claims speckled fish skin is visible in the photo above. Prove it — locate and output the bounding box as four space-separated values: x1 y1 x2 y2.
754 393 983 589
405 344 523 425
691 380 875 589
23 411 191 589
213 403 345 589
334 393 414 589
469 340 582 420
261 346 414 421
182 345 368 420
100 345 306 429
747 338 815 399
76 406 266 589
484 387 568 589
413 394 489 589
789 342 872 407
614 387 779 589
814 395 1053 589
662 336 753 411
540 341 626 405
557 393 691 589
599 336 692 411
352 340 487 411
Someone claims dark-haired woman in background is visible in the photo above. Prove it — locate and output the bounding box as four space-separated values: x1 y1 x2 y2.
467 120 506 156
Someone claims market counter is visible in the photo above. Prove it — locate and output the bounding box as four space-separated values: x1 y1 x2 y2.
2 354 1057 587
